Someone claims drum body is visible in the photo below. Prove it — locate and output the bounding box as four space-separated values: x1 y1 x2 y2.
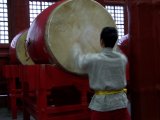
118 34 129 57
118 34 129 80
27 0 116 74
10 30 34 65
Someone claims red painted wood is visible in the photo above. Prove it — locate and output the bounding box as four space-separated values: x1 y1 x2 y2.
0 45 9 65
21 65 90 120
127 0 160 120
0 0 29 66
26 1 65 64
8 0 30 42
2 65 22 119
119 34 130 81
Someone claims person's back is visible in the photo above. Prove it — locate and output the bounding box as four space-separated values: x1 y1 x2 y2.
87 49 127 91
73 27 131 120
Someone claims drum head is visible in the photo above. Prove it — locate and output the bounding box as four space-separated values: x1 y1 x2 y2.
16 30 34 65
45 0 116 74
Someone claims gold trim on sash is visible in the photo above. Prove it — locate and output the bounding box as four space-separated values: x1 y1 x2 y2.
95 88 127 95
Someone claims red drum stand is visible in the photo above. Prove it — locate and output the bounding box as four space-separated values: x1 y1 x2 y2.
20 64 91 120
2 65 22 119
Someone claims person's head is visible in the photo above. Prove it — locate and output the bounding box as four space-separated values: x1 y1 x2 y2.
100 27 118 48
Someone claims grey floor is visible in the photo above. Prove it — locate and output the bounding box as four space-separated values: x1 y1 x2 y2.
0 107 21 120
0 107 34 120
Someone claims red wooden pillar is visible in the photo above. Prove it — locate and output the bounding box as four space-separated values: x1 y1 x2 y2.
127 1 160 120
8 0 30 42
95 0 105 6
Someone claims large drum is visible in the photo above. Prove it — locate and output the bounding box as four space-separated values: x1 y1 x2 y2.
118 34 129 80
27 0 116 74
10 30 34 65
118 34 129 57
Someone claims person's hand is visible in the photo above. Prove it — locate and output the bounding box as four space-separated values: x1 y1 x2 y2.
71 43 83 58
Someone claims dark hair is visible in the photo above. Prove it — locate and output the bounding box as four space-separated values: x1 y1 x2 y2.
100 27 118 48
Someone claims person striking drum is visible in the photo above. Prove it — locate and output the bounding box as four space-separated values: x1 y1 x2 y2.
73 27 131 120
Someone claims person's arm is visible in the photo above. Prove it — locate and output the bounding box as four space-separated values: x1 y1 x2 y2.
72 43 91 73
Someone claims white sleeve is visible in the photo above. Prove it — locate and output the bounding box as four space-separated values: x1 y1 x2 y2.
72 43 94 73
